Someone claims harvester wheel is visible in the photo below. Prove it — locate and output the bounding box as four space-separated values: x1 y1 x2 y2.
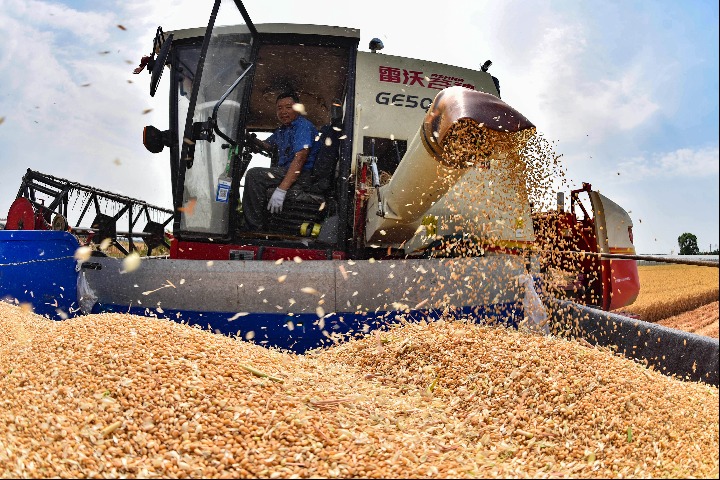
143 221 166 254
90 213 116 245
52 214 68 231
5 198 36 230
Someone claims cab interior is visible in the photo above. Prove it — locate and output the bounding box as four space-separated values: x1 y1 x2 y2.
238 41 352 240
171 29 357 246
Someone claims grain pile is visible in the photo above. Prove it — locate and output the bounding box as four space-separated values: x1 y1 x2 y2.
1 301 718 479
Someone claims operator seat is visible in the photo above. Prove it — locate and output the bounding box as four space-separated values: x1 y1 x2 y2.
266 120 342 236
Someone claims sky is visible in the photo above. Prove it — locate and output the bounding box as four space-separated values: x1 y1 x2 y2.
0 0 718 255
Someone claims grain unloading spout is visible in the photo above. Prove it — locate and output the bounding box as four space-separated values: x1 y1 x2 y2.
365 86 535 244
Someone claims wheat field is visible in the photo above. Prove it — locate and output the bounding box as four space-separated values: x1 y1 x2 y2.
618 264 719 323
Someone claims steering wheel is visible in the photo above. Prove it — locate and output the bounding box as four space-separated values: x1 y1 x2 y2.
244 132 273 156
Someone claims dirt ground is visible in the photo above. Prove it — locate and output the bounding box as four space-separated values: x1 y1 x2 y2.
657 301 719 339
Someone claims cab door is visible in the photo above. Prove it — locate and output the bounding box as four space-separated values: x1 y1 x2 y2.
176 0 258 241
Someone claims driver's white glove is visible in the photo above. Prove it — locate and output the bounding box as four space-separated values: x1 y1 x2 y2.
267 187 287 214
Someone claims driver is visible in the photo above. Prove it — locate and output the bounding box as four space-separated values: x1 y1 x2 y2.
242 91 320 231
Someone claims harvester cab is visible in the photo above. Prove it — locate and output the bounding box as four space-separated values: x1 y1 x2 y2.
141 0 358 261
140 0 536 262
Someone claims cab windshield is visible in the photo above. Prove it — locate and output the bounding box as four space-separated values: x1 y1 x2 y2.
178 0 255 238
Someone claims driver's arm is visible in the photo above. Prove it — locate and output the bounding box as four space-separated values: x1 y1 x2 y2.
278 148 309 191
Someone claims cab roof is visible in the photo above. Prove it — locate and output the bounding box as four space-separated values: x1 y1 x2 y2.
170 23 360 41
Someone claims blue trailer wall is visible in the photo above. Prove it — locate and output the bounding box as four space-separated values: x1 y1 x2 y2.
0 230 80 319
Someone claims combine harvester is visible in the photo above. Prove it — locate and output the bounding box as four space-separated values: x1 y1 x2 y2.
1 0 716 385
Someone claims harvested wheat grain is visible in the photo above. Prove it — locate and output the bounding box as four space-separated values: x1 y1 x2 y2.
0 301 717 478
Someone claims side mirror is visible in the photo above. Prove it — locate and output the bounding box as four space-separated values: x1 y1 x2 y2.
143 125 170 153
150 33 173 97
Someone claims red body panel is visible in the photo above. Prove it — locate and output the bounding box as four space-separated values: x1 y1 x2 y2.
606 258 641 311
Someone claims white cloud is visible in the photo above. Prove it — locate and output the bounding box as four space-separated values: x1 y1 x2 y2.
0 0 173 214
501 24 659 144
122 0 211 34
617 146 720 179
2 0 113 43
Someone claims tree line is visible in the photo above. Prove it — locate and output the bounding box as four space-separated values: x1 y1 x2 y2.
678 232 719 255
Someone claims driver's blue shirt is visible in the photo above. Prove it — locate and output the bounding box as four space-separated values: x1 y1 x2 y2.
266 116 320 172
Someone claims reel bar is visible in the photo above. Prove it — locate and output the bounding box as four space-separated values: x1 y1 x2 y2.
15 169 174 257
